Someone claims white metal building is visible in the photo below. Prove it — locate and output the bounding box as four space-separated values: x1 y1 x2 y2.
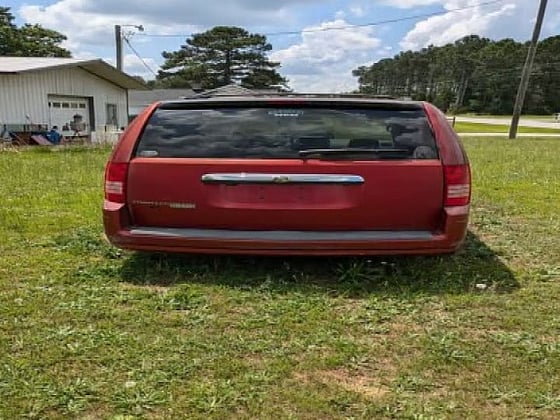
0 57 146 140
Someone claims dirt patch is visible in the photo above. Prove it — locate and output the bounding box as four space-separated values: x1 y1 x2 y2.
243 353 267 369
320 369 390 399
296 368 391 401
385 319 425 338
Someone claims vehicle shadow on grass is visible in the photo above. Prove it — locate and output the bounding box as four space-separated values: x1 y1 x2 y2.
119 231 519 298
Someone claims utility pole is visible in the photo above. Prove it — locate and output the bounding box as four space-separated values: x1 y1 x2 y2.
115 25 123 71
509 0 548 139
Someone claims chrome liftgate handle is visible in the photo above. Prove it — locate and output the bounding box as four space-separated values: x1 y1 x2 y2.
201 173 365 185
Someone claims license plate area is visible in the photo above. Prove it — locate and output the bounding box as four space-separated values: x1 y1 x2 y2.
205 183 361 210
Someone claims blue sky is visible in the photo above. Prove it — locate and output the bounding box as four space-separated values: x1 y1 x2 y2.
5 0 560 92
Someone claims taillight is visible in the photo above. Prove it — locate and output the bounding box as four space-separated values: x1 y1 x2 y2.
104 162 128 203
444 164 471 207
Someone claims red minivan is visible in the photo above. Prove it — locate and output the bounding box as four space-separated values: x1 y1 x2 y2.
103 95 470 255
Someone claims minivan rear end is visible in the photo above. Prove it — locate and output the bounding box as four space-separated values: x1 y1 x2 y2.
103 97 470 255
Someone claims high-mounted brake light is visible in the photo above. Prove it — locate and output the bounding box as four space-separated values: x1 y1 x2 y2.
266 100 306 105
104 162 128 203
444 164 471 207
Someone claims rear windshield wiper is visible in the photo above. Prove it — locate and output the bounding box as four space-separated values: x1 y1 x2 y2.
298 148 410 158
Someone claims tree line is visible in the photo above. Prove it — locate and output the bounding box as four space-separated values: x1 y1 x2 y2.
353 35 560 115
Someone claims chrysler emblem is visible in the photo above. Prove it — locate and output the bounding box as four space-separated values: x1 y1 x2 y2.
272 176 290 184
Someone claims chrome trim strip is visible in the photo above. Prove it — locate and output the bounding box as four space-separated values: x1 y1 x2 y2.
130 228 433 241
201 173 364 185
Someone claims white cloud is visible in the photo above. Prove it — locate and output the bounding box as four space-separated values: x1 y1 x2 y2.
72 51 98 61
350 5 366 17
124 55 160 80
104 54 161 80
400 0 560 51
18 0 324 56
376 45 393 55
271 19 382 93
19 1 199 52
401 1 515 50
383 0 441 8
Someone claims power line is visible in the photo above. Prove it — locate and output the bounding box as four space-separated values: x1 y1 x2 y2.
135 0 506 39
123 36 159 77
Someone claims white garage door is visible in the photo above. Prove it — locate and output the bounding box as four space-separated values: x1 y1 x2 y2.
48 96 90 135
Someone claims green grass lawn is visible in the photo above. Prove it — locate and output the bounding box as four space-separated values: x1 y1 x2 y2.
454 121 560 134
452 114 560 122
1 141 559 418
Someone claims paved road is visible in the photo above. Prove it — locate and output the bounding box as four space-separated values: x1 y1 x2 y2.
458 132 560 137
455 116 560 129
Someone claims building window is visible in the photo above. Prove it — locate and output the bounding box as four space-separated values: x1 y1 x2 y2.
106 104 118 126
78 103 86 109
62 103 70 109
52 102 61 108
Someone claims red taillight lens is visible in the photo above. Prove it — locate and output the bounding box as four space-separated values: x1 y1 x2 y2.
104 162 128 203
444 164 471 207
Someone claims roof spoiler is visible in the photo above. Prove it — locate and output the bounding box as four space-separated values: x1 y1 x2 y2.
182 92 403 100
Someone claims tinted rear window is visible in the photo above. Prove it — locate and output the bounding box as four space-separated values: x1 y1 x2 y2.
136 106 438 159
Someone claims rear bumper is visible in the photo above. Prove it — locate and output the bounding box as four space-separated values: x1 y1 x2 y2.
103 201 469 256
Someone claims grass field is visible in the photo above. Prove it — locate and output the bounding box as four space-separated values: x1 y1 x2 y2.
454 121 560 134
1 140 559 418
454 114 560 122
